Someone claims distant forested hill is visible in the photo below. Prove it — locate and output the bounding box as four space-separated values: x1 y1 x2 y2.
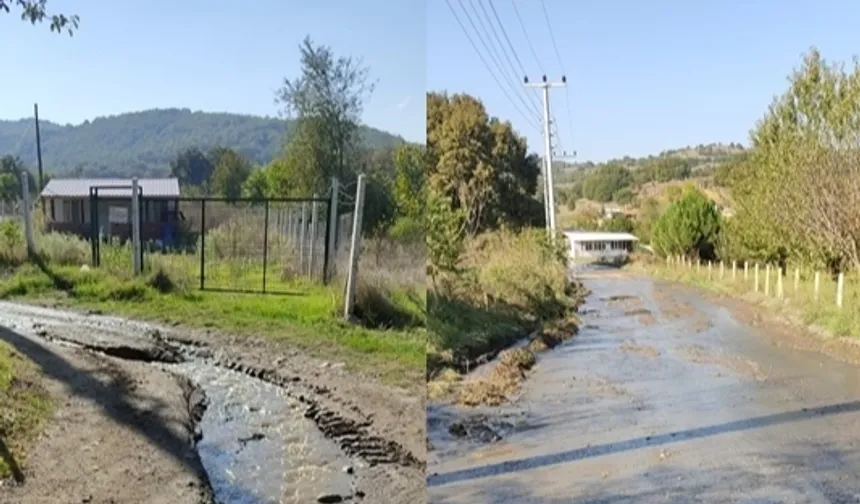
0 108 406 177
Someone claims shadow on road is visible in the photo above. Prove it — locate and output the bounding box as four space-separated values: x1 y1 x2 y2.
0 323 207 485
427 400 860 487
0 434 25 483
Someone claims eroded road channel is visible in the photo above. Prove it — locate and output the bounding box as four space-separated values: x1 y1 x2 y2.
0 301 419 504
428 269 860 503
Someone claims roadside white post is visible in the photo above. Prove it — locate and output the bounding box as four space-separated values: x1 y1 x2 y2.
343 174 366 320
744 261 749 281
131 177 141 276
708 260 712 280
814 271 821 301
837 272 845 308
719 260 724 280
732 260 737 281
20 172 35 257
777 268 784 299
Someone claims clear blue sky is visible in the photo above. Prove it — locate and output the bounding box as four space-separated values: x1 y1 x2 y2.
1 0 425 143
428 0 860 162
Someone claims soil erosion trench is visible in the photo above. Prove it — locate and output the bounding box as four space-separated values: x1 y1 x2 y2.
0 302 418 504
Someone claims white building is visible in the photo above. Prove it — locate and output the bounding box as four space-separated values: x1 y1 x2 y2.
564 231 639 264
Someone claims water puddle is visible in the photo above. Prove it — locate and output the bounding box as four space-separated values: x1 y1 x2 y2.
164 361 356 504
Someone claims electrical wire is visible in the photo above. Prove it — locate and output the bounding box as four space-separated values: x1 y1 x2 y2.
539 0 577 158
444 0 541 132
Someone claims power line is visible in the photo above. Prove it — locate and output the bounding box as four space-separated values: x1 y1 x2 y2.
511 0 544 75
476 0 542 116
444 0 540 132
459 0 541 125
539 0 576 158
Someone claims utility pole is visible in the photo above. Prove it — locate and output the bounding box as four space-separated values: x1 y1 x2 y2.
34 103 45 213
525 75 567 238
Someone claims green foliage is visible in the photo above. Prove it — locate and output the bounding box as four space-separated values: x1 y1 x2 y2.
242 168 271 199
170 147 214 189
393 144 426 222
275 36 375 187
582 164 632 202
0 109 403 177
602 214 635 233
724 48 860 271
612 187 634 204
209 148 253 200
426 187 466 279
426 92 543 235
1 0 78 35
634 196 662 243
0 156 37 202
652 186 721 259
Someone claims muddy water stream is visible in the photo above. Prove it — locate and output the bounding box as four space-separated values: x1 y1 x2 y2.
428 270 860 503
0 302 357 504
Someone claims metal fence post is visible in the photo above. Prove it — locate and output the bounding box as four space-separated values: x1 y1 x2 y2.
20 173 35 258
343 174 366 320
323 177 339 284
262 200 270 293
131 178 141 276
299 202 307 276
199 199 206 290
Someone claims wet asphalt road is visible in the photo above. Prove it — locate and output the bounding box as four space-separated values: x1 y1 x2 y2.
428 271 860 503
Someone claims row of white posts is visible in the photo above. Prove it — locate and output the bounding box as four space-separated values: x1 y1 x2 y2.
667 255 847 309
19 172 369 321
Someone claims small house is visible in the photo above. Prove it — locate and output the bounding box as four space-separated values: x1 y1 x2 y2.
564 231 639 264
41 178 182 243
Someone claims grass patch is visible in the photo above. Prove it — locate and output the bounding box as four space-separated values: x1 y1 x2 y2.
427 228 587 398
629 253 860 342
0 340 53 481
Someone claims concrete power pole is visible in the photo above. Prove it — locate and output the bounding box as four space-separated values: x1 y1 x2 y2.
525 75 567 238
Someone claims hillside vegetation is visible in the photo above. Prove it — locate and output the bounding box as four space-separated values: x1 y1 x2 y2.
0 108 405 177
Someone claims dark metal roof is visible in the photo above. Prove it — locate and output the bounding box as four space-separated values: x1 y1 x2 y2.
40 178 181 198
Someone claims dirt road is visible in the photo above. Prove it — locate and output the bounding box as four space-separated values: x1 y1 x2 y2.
0 301 424 504
428 270 860 503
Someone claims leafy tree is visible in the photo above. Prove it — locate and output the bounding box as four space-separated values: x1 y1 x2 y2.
426 91 542 235
634 196 662 244
426 186 466 282
0 155 36 201
651 186 721 260
582 164 632 202
209 148 252 200
602 214 635 233
170 147 214 189
242 168 270 199
1 0 78 35
612 187 634 204
275 36 375 189
393 144 426 221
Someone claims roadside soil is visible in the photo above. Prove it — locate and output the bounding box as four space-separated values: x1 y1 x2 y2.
0 325 212 504
0 300 425 503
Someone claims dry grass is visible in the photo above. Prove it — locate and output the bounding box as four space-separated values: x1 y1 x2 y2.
427 228 581 382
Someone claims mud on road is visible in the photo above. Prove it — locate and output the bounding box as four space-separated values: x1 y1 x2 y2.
428 270 860 503
0 301 424 504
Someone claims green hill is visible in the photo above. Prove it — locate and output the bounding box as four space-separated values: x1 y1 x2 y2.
0 108 406 177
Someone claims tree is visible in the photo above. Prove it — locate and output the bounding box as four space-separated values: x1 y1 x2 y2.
170 147 214 190
275 36 375 188
426 91 542 235
728 48 860 271
602 214 635 233
0 156 37 202
392 144 426 221
242 168 270 199
1 0 78 35
209 149 252 200
582 164 632 202
651 186 721 259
